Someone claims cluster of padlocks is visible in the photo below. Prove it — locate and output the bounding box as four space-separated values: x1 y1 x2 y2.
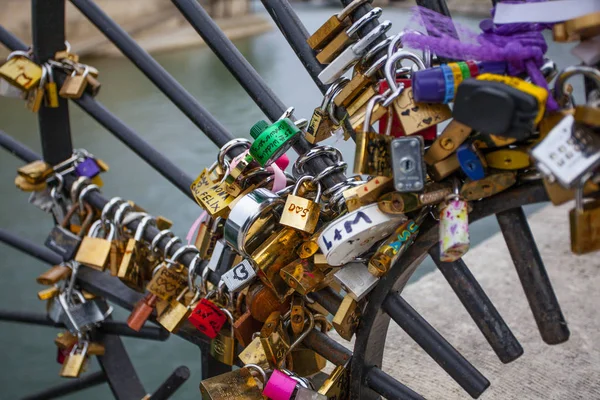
3 0 600 398
0 42 100 109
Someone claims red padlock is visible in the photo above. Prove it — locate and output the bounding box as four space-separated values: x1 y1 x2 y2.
188 298 227 339
56 346 73 365
127 293 158 332
379 79 437 141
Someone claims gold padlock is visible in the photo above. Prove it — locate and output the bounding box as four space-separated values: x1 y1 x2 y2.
60 341 89 378
318 363 350 399
76 220 115 271
59 66 89 99
570 181 600 254
157 288 198 333
0 55 43 91
332 295 361 341
280 177 322 234
280 258 326 296
38 286 60 300
199 365 265 400
17 160 53 184
238 336 269 368
425 120 472 165
210 308 236 366
37 264 71 285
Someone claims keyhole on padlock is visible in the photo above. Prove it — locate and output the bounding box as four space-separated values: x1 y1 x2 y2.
440 138 454 150
392 199 402 211
466 161 477 171
503 156 512 165
399 157 415 173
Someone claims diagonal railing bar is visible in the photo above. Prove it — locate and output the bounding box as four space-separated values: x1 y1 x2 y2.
0 30 195 200
305 329 426 400
32 0 74 165
0 310 169 341
148 366 190 400
429 247 524 364
21 371 107 400
0 130 40 164
384 293 490 398
68 0 234 148
260 0 328 94
171 0 287 123
496 208 570 345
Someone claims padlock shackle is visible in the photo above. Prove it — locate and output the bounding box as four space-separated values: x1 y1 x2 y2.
346 7 383 37
363 94 386 134
217 138 251 170
555 65 600 106
337 0 373 20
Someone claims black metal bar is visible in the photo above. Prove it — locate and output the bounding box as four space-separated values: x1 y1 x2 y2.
31 0 73 165
171 0 286 122
310 286 343 315
364 366 426 400
199 341 232 379
0 130 39 163
383 293 490 398
148 366 190 400
304 329 424 400
71 92 195 200
0 25 27 51
429 247 524 364
260 0 328 94
496 207 570 345
95 328 147 400
0 228 62 265
0 310 168 340
68 0 234 148
21 371 107 400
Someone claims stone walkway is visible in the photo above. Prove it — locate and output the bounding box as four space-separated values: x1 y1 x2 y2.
329 203 600 399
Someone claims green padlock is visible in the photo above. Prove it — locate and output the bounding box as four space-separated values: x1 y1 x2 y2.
249 118 300 167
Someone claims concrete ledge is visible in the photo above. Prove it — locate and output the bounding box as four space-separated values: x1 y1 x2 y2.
328 203 600 399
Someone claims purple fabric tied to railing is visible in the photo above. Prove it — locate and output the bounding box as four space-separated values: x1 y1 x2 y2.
402 2 560 111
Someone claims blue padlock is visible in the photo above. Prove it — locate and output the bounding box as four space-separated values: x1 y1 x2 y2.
457 144 486 180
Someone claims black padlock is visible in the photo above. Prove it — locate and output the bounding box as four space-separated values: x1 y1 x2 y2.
453 79 540 141
45 202 93 261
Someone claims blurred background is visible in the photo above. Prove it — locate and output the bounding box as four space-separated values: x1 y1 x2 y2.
0 1 583 398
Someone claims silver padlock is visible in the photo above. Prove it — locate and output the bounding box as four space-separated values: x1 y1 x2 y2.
333 261 378 301
223 188 284 256
221 259 257 292
0 77 24 98
532 114 600 187
317 203 406 266
28 188 56 213
295 386 328 400
318 21 392 85
59 290 112 333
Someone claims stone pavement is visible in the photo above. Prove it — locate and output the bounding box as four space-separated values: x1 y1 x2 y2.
329 203 600 399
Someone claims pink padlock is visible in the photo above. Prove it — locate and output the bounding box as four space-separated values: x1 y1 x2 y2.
262 369 297 400
275 154 290 170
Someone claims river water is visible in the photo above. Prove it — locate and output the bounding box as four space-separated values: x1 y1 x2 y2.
0 3 582 399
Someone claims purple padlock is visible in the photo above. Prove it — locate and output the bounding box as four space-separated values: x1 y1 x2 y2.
75 157 101 178
263 369 297 400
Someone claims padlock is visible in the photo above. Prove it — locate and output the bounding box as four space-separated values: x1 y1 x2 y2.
54 331 78 350
346 84 378 117
318 364 350 399
390 136 427 192
200 364 265 399
295 386 328 400
44 63 60 108
224 188 284 257
246 282 287 323
234 308 264 347
332 295 361 341
190 167 236 218
18 160 53 184
251 227 303 301
127 293 158 331
75 157 102 179
60 341 89 378
378 182 453 215
333 261 378 301
425 120 472 165
290 315 327 376
75 219 115 271
354 94 393 177
58 290 110 334
335 55 387 108
368 219 420 278
570 178 600 254
38 286 60 300
210 308 236 365
263 369 299 400
280 177 322 234
189 296 228 339
0 54 43 91
485 148 531 171
119 217 154 288
456 143 487 180
37 264 72 285
439 182 470 262
460 172 517 201
25 64 47 112
260 312 290 369
318 21 392 85
280 258 326 296
344 176 393 212
239 336 270 368
146 260 188 302
553 11 600 42
290 297 305 336
316 8 382 65
318 203 405 266
306 81 343 144
221 259 257 293
306 0 373 50
45 202 94 261
249 119 301 167
157 288 198 333
59 66 89 99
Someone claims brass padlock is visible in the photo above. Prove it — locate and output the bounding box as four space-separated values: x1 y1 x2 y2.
259 311 290 369
38 286 60 300
290 314 327 376
200 364 265 399
75 219 115 271
0 54 43 91
59 66 89 99
570 179 600 254
210 308 236 366
60 341 89 378
318 363 350 399
238 336 269 369
37 264 72 285
54 331 78 350
425 120 472 165
118 216 154 287
332 294 361 341
280 258 326 296
17 160 53 185
26 65 46 113
157 288 199 333
280 176 322 234
354 95 393 176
